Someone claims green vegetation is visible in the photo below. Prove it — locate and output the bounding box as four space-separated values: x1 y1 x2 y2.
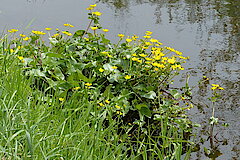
0 4 198 159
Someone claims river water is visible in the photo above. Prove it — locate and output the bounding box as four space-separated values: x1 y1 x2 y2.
1 0 239 159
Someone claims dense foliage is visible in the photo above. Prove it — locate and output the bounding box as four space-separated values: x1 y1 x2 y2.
0 4 198 159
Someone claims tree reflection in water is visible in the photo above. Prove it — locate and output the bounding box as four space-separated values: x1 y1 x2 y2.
98 0 240 159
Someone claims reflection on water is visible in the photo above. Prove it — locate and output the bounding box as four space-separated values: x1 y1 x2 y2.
98 0 240 159
1 0 239 159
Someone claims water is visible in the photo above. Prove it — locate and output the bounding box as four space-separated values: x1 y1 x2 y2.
1 0 239 159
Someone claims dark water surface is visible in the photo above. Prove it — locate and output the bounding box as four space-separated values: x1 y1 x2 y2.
1 0 239 159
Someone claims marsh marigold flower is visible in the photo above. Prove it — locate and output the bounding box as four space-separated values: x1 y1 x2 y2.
105 100 110 104
211 84 224 90
64 23 74 27
90 4 97 8
73 87 81 90
62 31 72 36
118 34 124 38
45 28 52 31
19 34 26 37
99 68 104 72
59 98 64 102
98 103 104 107
125 75 131 80
8 29 18 33
92 11 102 16
102 29 109 32
22 37 29 41
91 27 98 31
85 83 92 87
32 30 46 35
125 38 132 43
145 31 153 36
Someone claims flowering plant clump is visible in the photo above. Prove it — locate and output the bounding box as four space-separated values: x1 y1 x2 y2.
2 4 195 158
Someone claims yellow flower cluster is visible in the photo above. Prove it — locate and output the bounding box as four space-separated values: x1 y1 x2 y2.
92 11 102 16
165 46 182 55
63 23 74 27
211 84 224 90
8 29 18 33
62 31 72 36
86 4 97 10
32 30 46 35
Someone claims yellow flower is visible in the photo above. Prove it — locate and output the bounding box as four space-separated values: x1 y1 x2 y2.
142 46 149 49
111 66 118 69
137 59 142 63
17 56 24 60
107 54 113 58
59 98 64 102
139 54 147 57
145 31 153 36
105 100 110 104
8 29 18 33
62 31 72 36
132 35 139 40
118 34 125 38
92 11 102 16
116 111 123 115
90 4 97 8
99 68 104 72
150 38 158 43
91 27 98 31
143 35 151 39
10 49 14 53
131 57 139 61
17 46 23 50
145 57 153 61
85 83 92 87
211 84 224 90
52 33 60 38
86 7 94 10
152 62 165 68
126 38 132 43
101 51 108 55
73 87 81 90
124 75 131 80
132 53 137 56
178 56 188 59
98 103 104 107
32 30 46 35
23 37 30 41
102 29 109 32
154 68 159 71
115 105 121 109
167 58 176 64
145 42 152 46
63 23 74 27
19 34 26 37
45 28 52 31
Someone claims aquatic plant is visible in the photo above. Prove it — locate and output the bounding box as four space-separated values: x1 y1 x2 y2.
0 4 196 159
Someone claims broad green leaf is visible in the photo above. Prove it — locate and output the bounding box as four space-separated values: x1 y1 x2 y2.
140 91 156 99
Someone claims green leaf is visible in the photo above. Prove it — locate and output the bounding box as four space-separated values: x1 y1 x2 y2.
140 91 156 99
54 67 65 80
73 30 85 38
46 52 64 58
136 103 152 118
77 70 95 83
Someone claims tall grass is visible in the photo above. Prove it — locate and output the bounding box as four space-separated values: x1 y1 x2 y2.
0 30 193 159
